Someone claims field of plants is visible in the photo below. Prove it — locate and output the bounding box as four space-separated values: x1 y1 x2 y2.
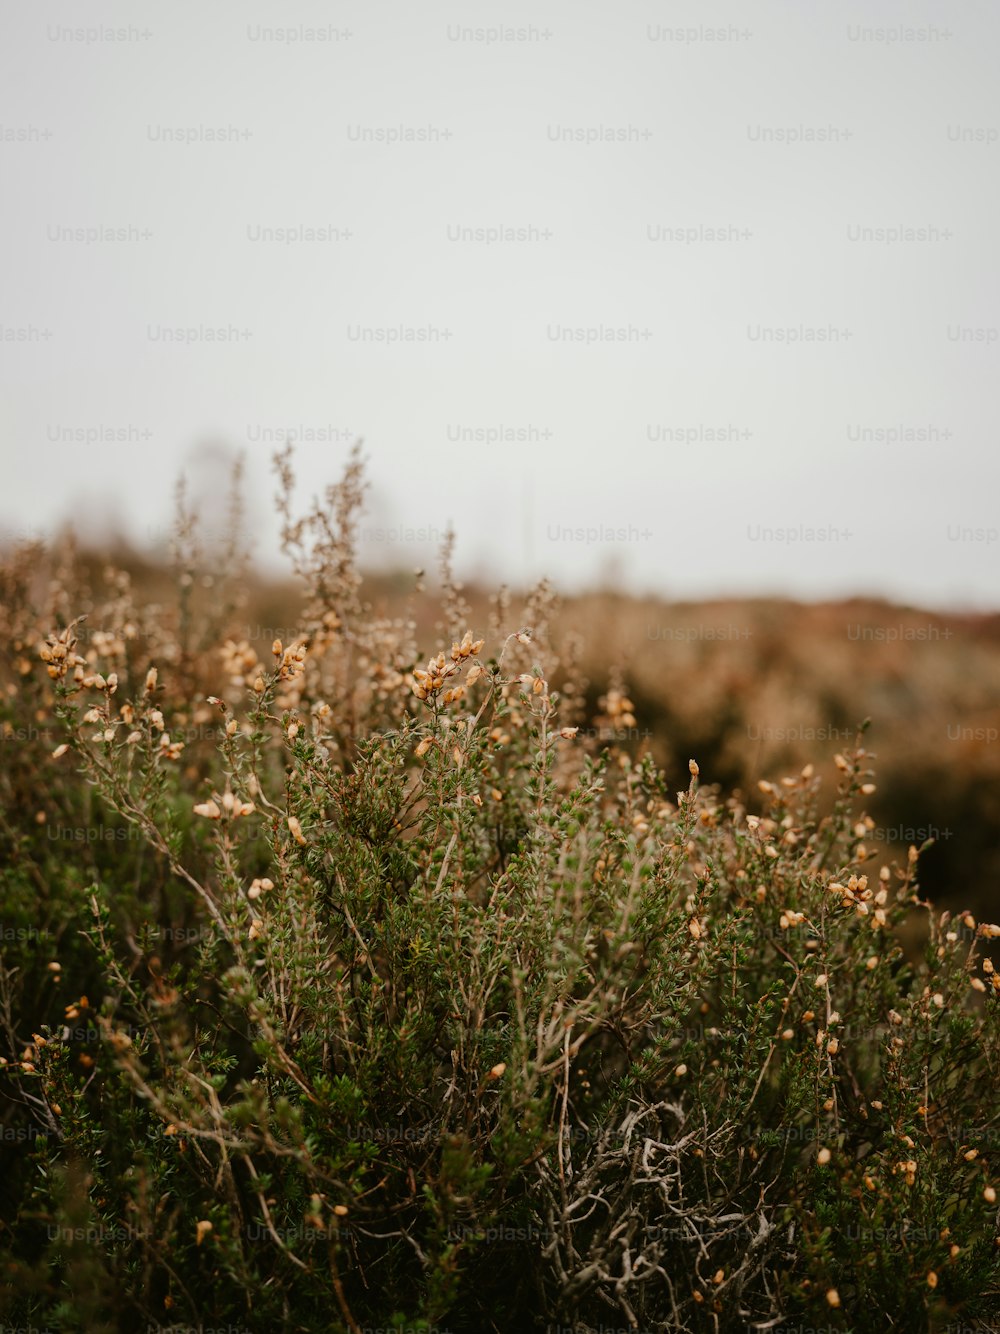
1 447 999 1332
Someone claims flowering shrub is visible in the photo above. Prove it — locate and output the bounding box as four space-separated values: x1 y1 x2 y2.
1 448 999 1332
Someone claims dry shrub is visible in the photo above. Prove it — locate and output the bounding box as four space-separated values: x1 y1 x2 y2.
0 448 999 1333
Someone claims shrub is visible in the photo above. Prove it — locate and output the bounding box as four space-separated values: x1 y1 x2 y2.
1 447 999 1333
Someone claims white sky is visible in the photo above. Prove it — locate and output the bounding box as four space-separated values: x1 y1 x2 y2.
2 0 998 608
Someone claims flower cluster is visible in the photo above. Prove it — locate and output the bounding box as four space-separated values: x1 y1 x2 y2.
827 870 890 925
38 623 87 683
410 631 485 704
220 639 261 690
272 637 308 682
193 792 255 820
597 685 637 730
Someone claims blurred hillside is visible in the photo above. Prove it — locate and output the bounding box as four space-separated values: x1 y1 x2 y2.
553 592 1000 909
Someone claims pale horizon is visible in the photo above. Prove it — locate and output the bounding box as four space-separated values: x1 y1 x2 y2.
2 0 998 610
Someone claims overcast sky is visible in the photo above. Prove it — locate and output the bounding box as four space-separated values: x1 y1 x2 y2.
2 0 998 608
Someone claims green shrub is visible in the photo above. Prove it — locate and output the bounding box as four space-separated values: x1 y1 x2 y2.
2 448 999 1333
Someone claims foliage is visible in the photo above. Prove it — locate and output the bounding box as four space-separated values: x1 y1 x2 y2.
1 448 999 1333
